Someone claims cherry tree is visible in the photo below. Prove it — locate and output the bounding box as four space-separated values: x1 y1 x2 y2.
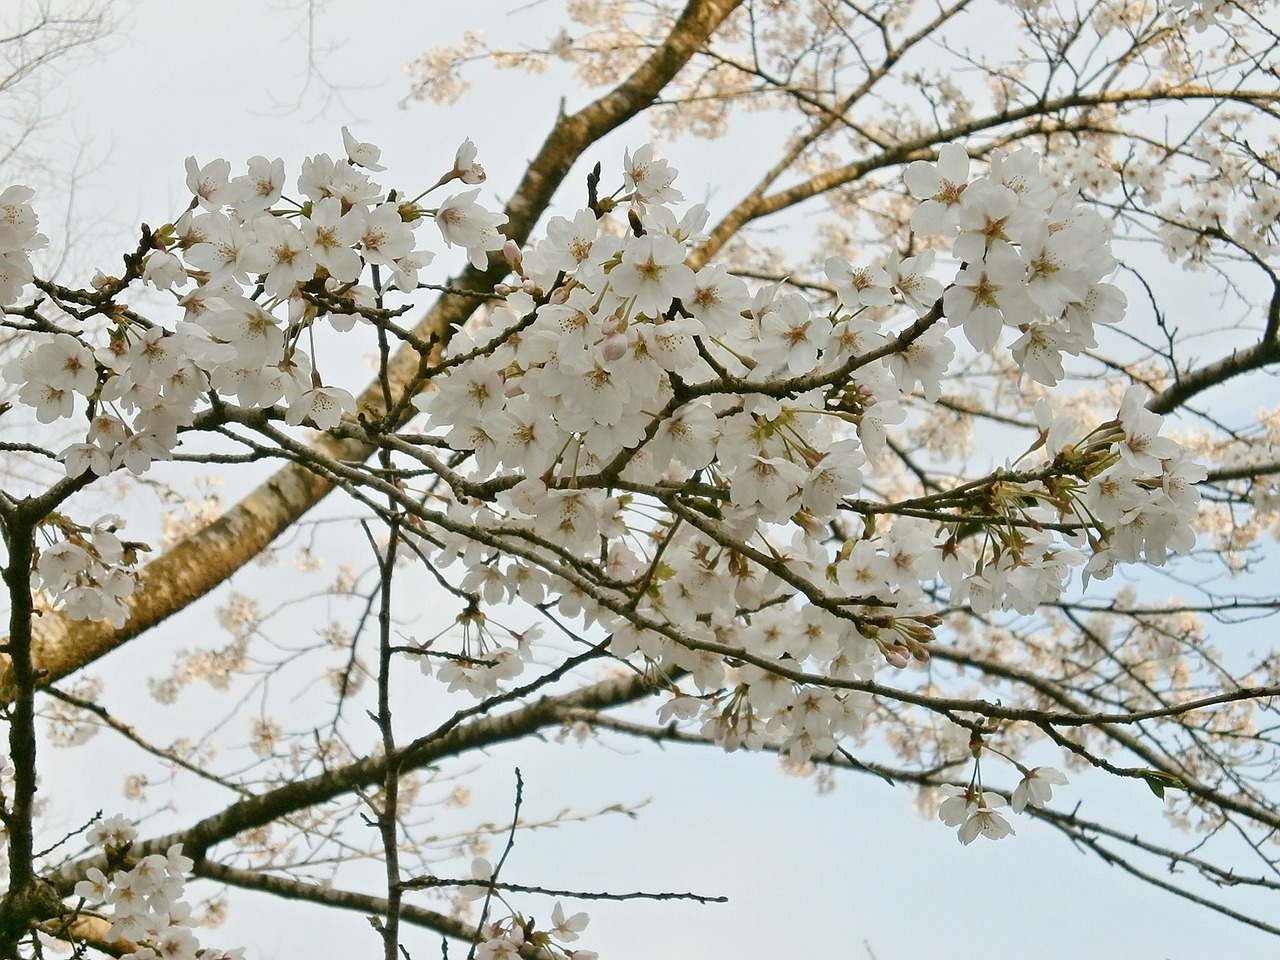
1 0 1279 956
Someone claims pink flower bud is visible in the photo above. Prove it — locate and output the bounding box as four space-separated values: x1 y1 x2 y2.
503 239 524 272
883 645 911 669
601 331 628 362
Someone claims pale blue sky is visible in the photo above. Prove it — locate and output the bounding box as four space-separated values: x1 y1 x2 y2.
17 2 1278 958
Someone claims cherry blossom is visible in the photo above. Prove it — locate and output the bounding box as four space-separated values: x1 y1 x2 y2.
0 0 1274 949
905 142 970 235
943 243 1033 352
1011 767 1070 813
341 125 387 171
550 902 590 942
184 157 242 211
73 816 207 960
449 137 487 184
623 143 682 204
0 138 1214 924
824 256 893 310
434 187 508 268
886 250 943 318
608 233 695 316
302 197 365 282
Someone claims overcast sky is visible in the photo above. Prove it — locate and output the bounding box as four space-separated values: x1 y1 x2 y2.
14 2 1278 958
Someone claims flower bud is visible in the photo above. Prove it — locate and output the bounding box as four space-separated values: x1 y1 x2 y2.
503 239 524 274
882 644 911 669
601 331 628 362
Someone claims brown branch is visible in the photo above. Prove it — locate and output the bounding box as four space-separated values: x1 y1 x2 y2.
48 669 661 892
694 83 1278 268
1148 276 1280 415
2 0 747 695
194 860 480 945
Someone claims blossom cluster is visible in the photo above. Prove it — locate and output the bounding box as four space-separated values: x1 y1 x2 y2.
1033 117 1277 275
33 514 142 628
1 138 1202 837
413 142 1201 778
937 766 1070 844
939 387 1205 617
462 857 596 960
472 916 596 960
1 129 501 478
1166 0 1234 31
905 142 1126 386
72 815 240 960
0 132 505 622
0 185 45 304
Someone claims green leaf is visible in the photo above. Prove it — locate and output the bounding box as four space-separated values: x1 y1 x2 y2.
1138 769 1184 799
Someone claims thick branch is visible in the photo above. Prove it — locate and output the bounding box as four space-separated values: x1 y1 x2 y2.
1149 275 1280 415
695 83 1277 267
6 0 746 692
49 670 660 891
